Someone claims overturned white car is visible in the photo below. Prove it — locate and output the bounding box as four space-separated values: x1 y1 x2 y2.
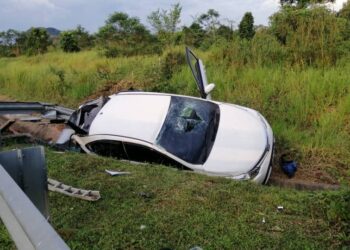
67 48 274 184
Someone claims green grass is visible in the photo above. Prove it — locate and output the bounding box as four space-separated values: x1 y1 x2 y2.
0 50 161 107
0 144 349 249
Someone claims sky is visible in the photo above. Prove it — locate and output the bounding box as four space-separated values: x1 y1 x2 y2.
0 0 347 33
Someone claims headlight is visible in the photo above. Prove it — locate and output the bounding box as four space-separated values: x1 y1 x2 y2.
230 173 250 181
231 149 268 181
248 163 261 179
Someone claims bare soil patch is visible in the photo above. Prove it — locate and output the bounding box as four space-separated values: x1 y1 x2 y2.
81 80 140 104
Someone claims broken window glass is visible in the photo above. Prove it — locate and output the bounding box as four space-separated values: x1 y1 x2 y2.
156 96 220 164
68 96 110 134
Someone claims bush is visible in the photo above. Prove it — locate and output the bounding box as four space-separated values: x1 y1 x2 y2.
270 6 348 66
60 31 80 53
251 31 287 66
160 50 186 80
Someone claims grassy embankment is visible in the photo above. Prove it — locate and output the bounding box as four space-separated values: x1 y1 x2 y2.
0 49 349 248
0 144 349 249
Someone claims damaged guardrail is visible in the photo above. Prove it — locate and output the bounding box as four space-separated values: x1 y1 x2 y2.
0 147 49 218
0 163 69 250
0 101 74 121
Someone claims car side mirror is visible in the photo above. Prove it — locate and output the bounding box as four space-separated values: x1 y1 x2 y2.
205 83 215 100
205 83 215 95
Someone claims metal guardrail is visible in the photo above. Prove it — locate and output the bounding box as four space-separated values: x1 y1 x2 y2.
0 164 70 250
0 147 49 218
0 101 74 120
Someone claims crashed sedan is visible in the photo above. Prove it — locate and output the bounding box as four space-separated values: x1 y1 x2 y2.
0 48 274 184
65 48 274 184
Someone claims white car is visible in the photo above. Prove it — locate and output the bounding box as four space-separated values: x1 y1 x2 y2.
68 48 274 184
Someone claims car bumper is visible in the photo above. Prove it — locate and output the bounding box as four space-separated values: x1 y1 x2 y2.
252 113 274 184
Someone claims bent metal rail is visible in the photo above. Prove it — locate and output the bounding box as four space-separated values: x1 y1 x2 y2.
0 164 70 250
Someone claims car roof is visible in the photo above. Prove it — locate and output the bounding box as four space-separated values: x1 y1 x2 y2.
89 93 171 143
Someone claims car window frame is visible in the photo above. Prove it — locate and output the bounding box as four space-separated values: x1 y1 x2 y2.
186 47 206 99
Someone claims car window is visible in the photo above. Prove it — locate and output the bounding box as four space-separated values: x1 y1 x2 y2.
123 143 187 169
156 96 220 164
86 140 187 170
86 140 127 159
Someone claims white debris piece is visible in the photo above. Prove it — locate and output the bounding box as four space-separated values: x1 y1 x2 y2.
105 169 131 176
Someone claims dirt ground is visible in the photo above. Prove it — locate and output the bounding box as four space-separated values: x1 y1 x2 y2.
80 80 141 104
0 92 341 190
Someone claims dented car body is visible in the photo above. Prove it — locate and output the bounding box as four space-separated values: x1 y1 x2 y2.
0 48 274 184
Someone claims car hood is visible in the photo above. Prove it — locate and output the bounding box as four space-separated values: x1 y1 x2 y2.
203 104 268 176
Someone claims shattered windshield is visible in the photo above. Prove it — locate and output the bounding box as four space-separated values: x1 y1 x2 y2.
156 96 220 164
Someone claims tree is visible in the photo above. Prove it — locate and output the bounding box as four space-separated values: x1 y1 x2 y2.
0 29 28 57
280 0 335 8
197 9 220 33
217 25 233 40
147 3 182 46
74 25 94 49
98 12 150 41
148 3 182 33
270 6 346 66
60 31 80 52
25 28 50 55
0 29 20 56
239 12 255 40
97 12 158 57
182 22 205 47
192 9 221 46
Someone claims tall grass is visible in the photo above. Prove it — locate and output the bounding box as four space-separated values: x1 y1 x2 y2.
0 50 161 106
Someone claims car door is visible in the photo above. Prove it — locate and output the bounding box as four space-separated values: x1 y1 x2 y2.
186 47 215 100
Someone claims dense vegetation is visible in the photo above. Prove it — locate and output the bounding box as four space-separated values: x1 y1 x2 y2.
0 0 349 65
0 0 349 248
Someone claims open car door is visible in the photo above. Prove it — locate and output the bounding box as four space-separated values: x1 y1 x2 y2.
185 47 215 100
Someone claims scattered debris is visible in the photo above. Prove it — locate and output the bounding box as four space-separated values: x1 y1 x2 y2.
277 205 284 211
140 225 147 230
262 217 266 224
48 178 101 201
105 169 131 176
190 246 203 250
0 119 15 133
